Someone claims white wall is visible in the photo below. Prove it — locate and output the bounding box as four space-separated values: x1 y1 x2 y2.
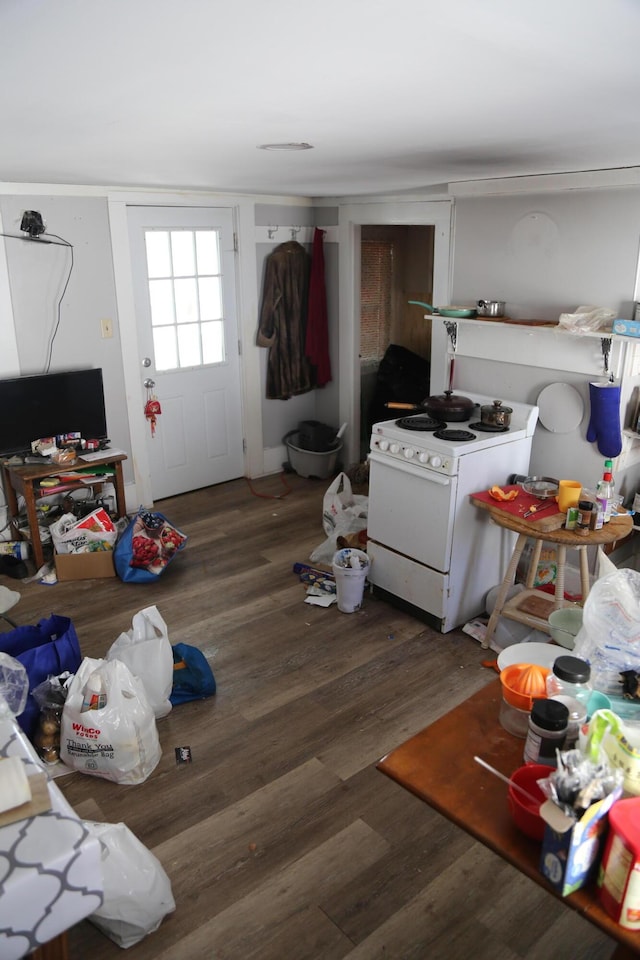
0 194 133 481
434 185 640 501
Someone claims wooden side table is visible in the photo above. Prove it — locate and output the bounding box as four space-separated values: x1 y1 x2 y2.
472 502 633 649
1 453 127 571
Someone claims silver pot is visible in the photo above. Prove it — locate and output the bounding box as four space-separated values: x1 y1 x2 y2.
477 299 506 318
480 400 512 427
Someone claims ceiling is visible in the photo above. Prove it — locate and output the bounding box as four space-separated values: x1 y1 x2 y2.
2 0 640 199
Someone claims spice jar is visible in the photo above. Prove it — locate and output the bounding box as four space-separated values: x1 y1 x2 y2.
550 695 587 750
546 655 592 705
576 500 593 535
523 699 569 766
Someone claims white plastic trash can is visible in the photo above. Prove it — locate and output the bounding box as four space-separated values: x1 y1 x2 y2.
332 548 370 613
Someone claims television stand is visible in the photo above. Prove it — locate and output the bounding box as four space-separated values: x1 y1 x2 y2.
1 452 127 571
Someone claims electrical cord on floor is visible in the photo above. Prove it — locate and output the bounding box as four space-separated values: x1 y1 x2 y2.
244 473 292 500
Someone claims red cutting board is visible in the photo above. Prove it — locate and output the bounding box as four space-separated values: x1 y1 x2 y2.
470 485 565 530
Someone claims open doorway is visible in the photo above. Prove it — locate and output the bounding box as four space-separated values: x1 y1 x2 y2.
359 224 435 459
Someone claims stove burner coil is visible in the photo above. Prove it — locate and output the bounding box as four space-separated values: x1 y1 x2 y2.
395 416 446 431
468 421 510 434
433 428 477 442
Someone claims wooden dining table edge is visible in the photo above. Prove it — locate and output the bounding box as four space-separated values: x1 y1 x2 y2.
375 680 640 955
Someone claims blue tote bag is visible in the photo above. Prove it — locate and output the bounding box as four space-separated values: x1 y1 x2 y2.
114 508 188 583
0 614 82 739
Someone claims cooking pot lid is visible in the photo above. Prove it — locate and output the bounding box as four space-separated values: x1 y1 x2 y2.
430 390 474 405
536 383 584 434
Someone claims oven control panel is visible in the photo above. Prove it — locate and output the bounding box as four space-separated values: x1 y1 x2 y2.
370 435 454 475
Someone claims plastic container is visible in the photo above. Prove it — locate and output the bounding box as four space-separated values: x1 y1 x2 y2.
546 655 592 704
285 432 342 479
81 673 107 712
499 698 531 738
507 763 555 841
598 797 640 929
523 698 569 766
332 548 369 613
0 541 29 559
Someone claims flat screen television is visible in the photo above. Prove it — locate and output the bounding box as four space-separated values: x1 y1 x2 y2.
0 368 108 457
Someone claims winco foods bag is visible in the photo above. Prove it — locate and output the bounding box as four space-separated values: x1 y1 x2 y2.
61 657 161 785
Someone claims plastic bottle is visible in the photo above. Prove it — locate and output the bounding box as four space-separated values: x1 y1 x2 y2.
0 541 29 559
523 699 569 766
596 461 614 523
80 672 107 712
546 654 592 704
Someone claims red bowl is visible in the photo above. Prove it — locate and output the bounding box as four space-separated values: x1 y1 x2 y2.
507 763 554 841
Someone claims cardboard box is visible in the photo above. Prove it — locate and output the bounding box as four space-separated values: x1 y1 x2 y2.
55 550 116 581
539 788 623 896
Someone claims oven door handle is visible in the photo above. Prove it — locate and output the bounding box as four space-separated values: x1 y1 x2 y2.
368 451 452 485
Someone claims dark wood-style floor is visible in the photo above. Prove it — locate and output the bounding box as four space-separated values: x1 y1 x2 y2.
9 473 618 959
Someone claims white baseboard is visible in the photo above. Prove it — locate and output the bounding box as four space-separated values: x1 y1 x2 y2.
262 445 288 476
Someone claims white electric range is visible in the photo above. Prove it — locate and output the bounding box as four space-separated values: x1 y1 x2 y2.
366 392 539 632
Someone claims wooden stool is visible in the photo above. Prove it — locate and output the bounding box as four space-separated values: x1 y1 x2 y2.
473 508 633 649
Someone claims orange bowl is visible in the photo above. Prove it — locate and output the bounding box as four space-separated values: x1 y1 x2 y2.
500 663 550 711
507 763 554 841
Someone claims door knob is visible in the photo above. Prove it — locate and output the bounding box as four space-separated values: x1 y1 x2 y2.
144 378 155 389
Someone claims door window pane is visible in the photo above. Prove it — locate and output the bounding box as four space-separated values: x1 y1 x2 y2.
202 320 225 363
199 277 223 320
177 323 201 367
144 227 225 371
153 326 178 371
171 231 196 277
149 279 175 326
174 277 199 324
196 231 220 274
145 232 171 278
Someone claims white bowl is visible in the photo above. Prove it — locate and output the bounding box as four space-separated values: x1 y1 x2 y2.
497 641 561 672
548 606 583 650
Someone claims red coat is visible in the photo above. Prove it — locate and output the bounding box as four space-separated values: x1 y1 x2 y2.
305 228 332 386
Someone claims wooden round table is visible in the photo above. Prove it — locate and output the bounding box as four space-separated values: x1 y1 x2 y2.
475 505 633 649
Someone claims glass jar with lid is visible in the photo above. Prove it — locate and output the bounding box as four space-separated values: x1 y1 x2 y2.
546 655 592 704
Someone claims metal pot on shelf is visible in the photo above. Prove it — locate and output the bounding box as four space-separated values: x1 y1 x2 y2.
477 299 506 318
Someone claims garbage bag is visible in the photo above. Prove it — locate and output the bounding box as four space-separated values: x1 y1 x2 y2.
572 569 640 696
84 820 175 948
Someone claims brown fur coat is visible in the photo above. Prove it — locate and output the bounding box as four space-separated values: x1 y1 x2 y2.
256 241 313 399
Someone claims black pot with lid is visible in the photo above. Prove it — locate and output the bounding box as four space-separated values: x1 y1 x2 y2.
423 390 476 422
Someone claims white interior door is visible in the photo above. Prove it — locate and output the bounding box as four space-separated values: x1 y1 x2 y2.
127 206 244 501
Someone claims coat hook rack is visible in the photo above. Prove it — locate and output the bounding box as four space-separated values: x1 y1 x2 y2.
267 225 279 239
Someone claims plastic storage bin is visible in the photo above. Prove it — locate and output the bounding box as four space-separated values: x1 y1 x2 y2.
284 431 342 479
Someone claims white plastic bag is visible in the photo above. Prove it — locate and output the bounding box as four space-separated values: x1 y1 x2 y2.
84 820 175 948
61 657 161 784
573 568 640 696
107 605 173 719
310 473 368 564
558 304 615 335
